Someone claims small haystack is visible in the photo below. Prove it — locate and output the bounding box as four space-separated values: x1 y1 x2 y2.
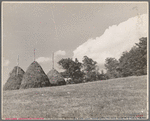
20 61 51 89
3 66 25 90
47 68 66 86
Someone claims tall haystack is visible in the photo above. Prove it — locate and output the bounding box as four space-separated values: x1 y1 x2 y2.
20 61 51 89
47 68 66 86
3 66 25 90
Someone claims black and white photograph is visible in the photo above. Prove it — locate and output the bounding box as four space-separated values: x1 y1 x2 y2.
1 1 149 120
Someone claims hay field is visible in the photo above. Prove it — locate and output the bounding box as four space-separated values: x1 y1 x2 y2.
2 75 148 119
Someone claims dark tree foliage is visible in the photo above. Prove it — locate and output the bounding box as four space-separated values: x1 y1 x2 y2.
136 37 147 75
118 37 147 77
98 70 107 80
105 37 147 79
60 71 69 78
58 58 83 83
82 56 97 72
118 51 134 77
82 56 98 82
104 57 120 79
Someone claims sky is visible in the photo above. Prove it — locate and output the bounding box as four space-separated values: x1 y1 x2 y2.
2 2 148 85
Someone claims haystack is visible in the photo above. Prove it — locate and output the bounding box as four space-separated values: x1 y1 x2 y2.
20 61 51 89
47 68 66 86
3 66 25 90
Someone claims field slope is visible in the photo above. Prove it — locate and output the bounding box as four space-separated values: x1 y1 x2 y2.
2 75 147 119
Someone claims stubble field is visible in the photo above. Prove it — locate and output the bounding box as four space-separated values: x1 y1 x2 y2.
2 75 148 119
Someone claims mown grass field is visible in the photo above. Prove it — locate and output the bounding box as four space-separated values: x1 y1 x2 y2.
2 75 148 119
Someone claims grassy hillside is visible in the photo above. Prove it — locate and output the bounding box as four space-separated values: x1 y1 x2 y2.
2 75 148 119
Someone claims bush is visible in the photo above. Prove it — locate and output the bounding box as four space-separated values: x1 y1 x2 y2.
84 71 97 82
73 78 83 84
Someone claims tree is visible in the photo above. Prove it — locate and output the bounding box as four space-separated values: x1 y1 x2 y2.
104 37 147 78
82 56 97 72
98 70 106 80
135 37 147 75
118 51 134 77
82 56 97 82
104 57 119 79
58 58 83 83
118 37 147 77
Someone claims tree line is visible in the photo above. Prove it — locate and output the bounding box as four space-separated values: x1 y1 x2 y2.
58 37 147 84
105 37 147 79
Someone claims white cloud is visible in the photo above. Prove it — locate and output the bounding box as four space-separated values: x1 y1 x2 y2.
36 57 51 63
3 58 10 66
55 50 66 56
73 14 147 66
53 50 66 71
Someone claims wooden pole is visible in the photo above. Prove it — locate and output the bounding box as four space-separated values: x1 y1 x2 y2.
52 52 54 69
17 55 19 75
34 48 35 61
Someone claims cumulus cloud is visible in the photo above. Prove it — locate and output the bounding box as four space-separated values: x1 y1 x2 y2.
55 50 66 56
73 14 147 66
3 58 10 66
36 57 51 63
